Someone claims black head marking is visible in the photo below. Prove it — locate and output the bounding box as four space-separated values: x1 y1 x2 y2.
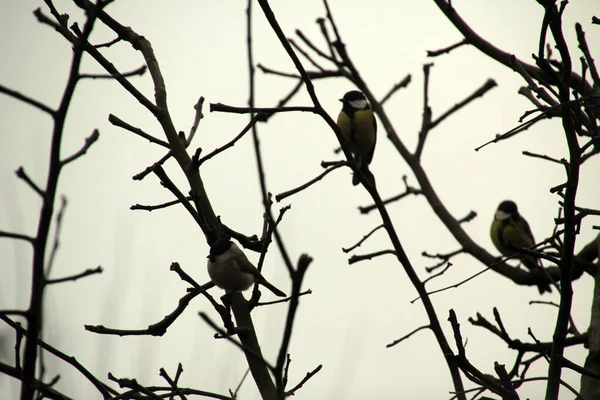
341 90 366 103
339 90 369 115
497 200 518 214
208 238 232 259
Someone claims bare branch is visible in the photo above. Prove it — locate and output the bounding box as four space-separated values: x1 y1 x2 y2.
284 364 322 396
45 266 103 285
0 84 55 115
0 230 35 244
429 78 497 130
414 63 433 160
186 96 205 147
576 23 599 87
0 315 116 398
522 150 562 164
130 197 192 212
343 224 385 253
15 167 45 197
198 312 276 371
159 366 188 400
152 165 205 228
380 74 411 105
387 325 430 348
275 161 346 202
427 39 469 57
109 114 169 148
256 289 312 306
411 267 491 304
80 65 146 79
85 285 207 337
359 175 422 214
93 36 120 48
348 249 396 264
210 103 316 115
197 114 262 165
60 129 100 166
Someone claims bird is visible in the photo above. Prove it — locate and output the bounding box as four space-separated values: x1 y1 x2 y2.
207 238 286 297
337 90 377 186
490 200 552 294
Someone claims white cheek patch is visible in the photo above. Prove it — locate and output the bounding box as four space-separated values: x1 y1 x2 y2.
495 210 511 220
349 99 368 109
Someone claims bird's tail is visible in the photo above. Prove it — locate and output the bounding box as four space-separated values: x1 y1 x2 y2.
521 255 552 294
352 165 376 187
259 279 286 297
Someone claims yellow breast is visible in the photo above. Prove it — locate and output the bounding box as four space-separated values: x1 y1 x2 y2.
337 109 376 160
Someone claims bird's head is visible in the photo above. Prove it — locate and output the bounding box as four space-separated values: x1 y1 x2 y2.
208 237 233 261
339 90 369 110
495 200 518 221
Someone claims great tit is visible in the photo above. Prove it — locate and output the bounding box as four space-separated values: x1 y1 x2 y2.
207 238 286 297
337 90 377 186
490 200 551 294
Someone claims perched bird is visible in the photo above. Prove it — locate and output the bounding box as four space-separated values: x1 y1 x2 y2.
207 238 286 297
490 200 551 294
337 90 377 186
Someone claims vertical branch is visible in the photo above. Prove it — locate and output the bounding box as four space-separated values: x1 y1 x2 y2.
581 234 600 399
229 293 277 400
545 5 579 399
233 1 278 398
275 255 312 396
21 3 101 399
247 0 270 213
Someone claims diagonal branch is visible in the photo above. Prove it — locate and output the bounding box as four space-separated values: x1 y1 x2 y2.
0 84 55 115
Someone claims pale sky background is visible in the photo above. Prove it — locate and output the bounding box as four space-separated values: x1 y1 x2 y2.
1 1 599 399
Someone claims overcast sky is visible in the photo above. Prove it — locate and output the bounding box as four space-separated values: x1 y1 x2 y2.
1 1 599 399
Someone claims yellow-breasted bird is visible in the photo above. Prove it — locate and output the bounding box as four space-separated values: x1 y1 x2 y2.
490 200 552 294
337 90 377 186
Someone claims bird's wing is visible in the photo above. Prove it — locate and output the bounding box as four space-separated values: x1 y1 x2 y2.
507 218 540 270
512 217 535 247
364 114 377 165
231 254 263 278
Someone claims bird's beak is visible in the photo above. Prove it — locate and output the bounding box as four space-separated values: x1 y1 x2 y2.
338 98 343 102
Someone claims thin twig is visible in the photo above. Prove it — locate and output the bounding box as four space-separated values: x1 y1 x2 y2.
80 65 146 79
342 224 385 253
109 114 169 148
386 325 430 348
522 150 562 164
284 364 322 396
0 230 35 243
0 84 55 115
130 197 192 212
575 23 600 88
427 39 469 57
60 129 100 166
15 167 45 197
275 161 346 202
197 114 262 165
429 79 497 130
159 367 188 400
380 74 411 105
411 267 491 304
210 103 316 115
348 249 396 264
152 165 204 228
45 266 103 285
0 315 115 398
